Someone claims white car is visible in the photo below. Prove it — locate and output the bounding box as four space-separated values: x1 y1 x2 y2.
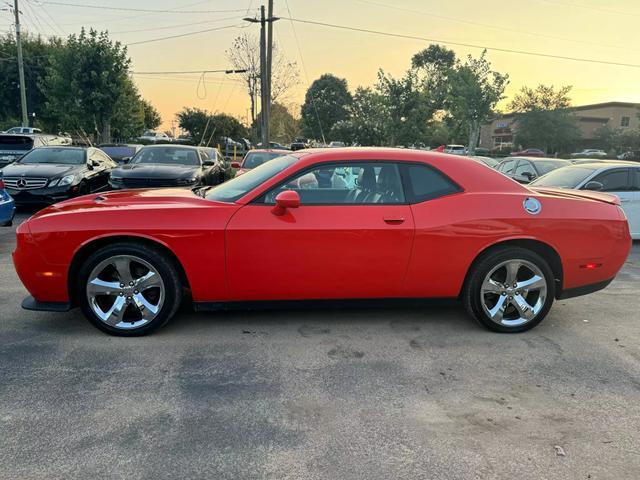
139 131 172 143
2 127 42 134
329 141 346 148
531 161 640 239
444 144 466 155
570 149 607 159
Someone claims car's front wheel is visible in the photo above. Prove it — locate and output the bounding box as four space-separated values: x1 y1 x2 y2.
463 246 555 333
77 242 183 336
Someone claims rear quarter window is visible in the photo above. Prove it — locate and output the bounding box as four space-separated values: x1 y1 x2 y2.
402 164 461 203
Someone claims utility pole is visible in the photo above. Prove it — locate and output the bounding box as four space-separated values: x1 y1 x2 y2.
265 0 275 146
13 0 28 127
259 5 267 147
244 3 278 147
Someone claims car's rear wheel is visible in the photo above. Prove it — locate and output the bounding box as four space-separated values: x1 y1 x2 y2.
463 247 555 333
77 242 182 336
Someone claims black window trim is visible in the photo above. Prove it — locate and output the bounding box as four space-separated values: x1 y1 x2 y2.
251 159 463 206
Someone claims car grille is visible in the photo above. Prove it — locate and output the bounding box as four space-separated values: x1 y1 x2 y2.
3 177 49 190
121 178 181 188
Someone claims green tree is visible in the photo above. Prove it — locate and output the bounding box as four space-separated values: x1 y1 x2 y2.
300 74 352 141
448 51 508 154
329 87 387 146
375 70 431 146
142 99 162 130
411 44 456 114
509 84 580 154
44 28 131 142
177 107 247 145
0 34 63 131
253 102 300 144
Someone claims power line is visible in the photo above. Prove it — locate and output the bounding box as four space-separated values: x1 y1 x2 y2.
126 24 242 46
284 17 640 69
37 1 251 14
131 69 248 75
355 0 639 53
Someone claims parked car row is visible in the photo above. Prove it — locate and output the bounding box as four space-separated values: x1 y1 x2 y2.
0 144 229 208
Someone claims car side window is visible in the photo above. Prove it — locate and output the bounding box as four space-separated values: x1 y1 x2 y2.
262 162 405 205
499 160 515 174
402 164 461 203
591 169 630 192
515 161 534 176
90 151 104 164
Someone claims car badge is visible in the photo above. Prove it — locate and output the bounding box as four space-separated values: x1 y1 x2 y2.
523 197 542 215
16 178 27 189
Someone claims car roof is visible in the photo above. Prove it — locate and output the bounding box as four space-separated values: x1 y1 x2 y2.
503 156 569 162
247 148 290 153
568 160 639 168
141 144 199 150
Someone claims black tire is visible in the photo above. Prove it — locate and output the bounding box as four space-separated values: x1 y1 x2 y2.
76 242 183 336
463 246 555 333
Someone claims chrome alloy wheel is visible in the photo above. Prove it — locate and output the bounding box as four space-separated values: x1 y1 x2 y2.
480 259 547 327
86 255 165 329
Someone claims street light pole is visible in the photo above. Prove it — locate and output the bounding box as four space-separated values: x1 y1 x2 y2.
13 0 28 127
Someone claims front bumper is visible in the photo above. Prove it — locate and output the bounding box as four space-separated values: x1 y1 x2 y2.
6 186 75 205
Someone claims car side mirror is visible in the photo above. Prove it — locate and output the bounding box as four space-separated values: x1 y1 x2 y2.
584 181 604 191
87 161 94 170
231 161 241 169
272 190 300 216
202 160 215 166
522 171 535 180
121 157 131 164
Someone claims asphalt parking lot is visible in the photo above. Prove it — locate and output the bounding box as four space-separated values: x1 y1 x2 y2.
1 211 639 480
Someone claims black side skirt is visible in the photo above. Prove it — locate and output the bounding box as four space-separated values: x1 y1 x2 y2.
193 297 457 312
556 278 614 300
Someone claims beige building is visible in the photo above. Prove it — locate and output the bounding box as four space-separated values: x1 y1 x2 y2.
480 101 640 150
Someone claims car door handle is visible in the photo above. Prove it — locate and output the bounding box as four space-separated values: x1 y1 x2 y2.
384 217 405 224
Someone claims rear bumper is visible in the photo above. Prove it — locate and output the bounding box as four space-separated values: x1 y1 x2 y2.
22 295 72 312
557 278 614 299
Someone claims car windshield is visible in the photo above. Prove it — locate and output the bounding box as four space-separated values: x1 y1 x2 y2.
0 135 33 151
131 147 199 166
100 146 135 160
535 160 569 175
530 166 596 188
205 155 298 203
18 148 85 164
243 151 285 169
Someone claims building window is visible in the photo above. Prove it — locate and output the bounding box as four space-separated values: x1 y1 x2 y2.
621 116 630 127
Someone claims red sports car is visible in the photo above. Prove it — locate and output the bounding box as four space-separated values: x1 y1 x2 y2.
13 148 632 336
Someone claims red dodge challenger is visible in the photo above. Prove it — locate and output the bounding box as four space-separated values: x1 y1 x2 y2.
13 148 632 336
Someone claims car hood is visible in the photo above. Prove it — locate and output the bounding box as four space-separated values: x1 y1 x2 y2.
29 187 231 219
114 164 200 179
528 186 621 206
1 162 82 178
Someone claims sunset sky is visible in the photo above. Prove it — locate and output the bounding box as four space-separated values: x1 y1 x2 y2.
6 0 640 132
